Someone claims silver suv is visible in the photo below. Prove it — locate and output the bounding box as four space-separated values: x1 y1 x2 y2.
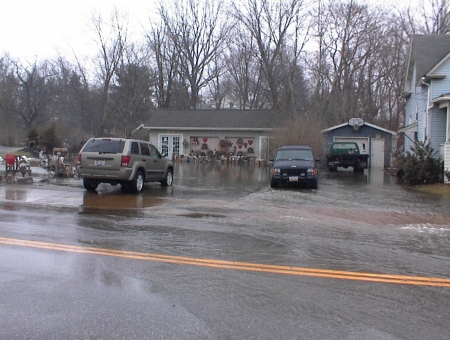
77 137 174 193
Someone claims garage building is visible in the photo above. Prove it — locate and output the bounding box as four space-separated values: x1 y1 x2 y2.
321 118 397 168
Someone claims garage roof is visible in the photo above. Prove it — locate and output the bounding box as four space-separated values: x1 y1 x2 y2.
137 109 288 131
321 121 397 136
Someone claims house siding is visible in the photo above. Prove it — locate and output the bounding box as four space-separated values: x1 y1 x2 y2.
416 84 428 142
147 129 267 159
429 59 450 158
429 109 447 157
430 58 450 97
445 143 450 183
403 126 416 154
402 84 426 155
402 35 450 182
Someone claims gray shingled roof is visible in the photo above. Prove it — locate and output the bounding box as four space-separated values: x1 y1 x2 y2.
143 109 289 130
410 34 450 85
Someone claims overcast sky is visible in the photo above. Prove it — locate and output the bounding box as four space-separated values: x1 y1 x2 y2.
0 0 159 62
1 0 416 63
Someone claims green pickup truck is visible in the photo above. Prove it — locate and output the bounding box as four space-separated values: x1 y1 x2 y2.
326 142 369 172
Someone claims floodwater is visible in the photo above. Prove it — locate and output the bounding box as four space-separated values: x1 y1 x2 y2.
158 162 449 229
2 161 450 339
25 161 450 225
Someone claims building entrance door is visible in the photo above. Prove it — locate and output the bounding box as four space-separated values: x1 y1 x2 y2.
160 135 182 158
371 138 385 168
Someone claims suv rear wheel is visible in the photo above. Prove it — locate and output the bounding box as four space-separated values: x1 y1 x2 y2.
161 169 173 187
129 171 145 193
83 179 98 192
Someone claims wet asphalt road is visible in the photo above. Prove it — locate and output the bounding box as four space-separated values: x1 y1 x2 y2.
0 162 450 339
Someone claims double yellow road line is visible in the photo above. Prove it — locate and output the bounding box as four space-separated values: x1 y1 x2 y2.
1 237 449 288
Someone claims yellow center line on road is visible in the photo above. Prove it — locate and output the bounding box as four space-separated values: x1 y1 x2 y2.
1 237 450 288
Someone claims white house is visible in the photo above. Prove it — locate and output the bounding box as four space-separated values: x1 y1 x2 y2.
399 35 450 183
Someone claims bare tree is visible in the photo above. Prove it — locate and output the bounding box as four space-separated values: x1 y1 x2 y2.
159 0 231 109
231 0 308 110
0 55 18 145
396 0 450 38
13 60 58 130
145 22 183 109
309 0 395 126
109 44 154 137
225 28 268 109
418 0 450 33
90 8 128 136
70 53 93 142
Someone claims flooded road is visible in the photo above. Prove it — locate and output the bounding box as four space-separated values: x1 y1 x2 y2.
1 162 449 339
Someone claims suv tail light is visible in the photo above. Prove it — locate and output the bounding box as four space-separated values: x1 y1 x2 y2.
77 154 81 165
121 155 131 167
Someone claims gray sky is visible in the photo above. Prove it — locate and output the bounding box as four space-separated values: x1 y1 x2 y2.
0 0 158 62
1 0 415 63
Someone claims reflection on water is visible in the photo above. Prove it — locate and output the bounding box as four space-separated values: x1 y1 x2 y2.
80 190 165 215
174 162 271 199
5 188 27 201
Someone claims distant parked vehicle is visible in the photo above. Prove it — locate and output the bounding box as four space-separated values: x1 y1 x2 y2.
270 145 319 189
77 138 174 193
325 142 369 172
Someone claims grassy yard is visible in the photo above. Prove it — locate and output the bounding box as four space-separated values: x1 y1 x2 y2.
412 183 450 196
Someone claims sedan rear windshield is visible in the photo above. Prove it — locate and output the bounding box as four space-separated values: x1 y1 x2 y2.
82 139 125 153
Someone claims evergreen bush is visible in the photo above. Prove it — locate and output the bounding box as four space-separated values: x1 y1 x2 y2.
399 141 443 185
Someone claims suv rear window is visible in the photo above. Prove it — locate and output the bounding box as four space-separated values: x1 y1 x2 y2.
82 139 125 153
332 143 357 150
276 149 313 161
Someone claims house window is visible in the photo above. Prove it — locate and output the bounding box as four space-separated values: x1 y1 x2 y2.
414 132 418 141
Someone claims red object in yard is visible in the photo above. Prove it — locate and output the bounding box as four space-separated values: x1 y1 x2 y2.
5 154 16 165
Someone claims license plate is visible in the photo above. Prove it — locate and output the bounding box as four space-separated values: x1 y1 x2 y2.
95 160 105 166
289 176 298 182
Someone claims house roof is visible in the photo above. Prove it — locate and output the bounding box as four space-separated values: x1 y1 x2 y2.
138 109 288 131
321 121 397 136
405 35 450 90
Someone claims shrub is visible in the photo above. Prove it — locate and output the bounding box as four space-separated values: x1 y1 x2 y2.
40 123 62 153
270 115 324 158
399 141 443 185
